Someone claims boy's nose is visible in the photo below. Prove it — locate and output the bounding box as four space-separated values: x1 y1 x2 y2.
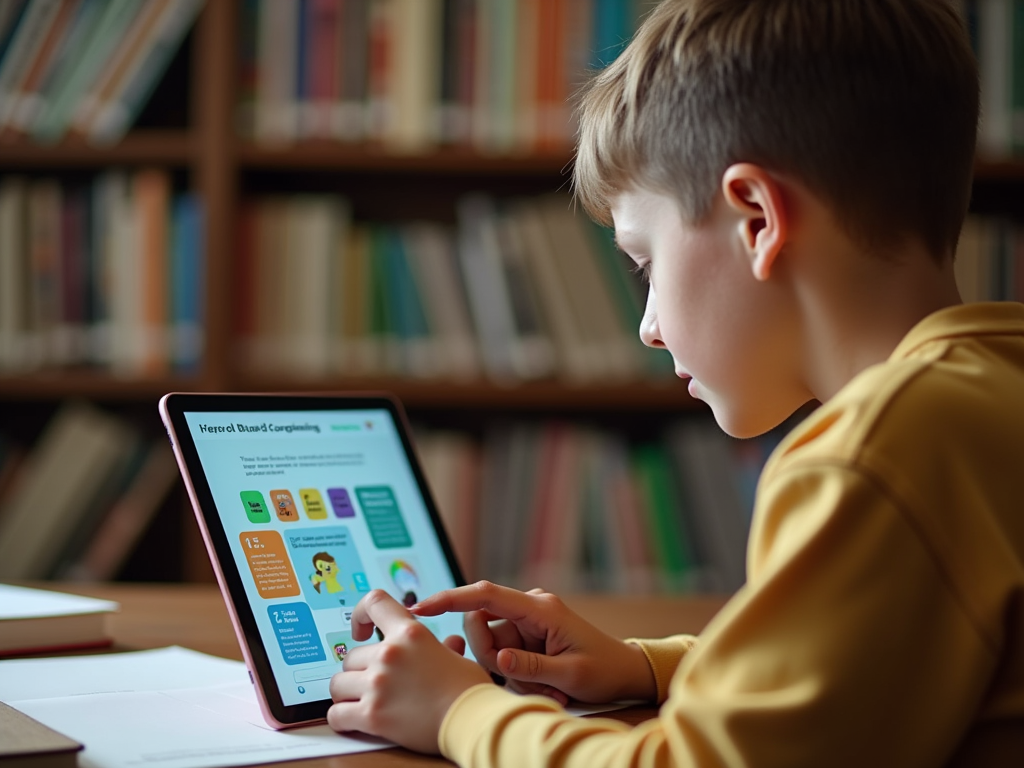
639 289 665 349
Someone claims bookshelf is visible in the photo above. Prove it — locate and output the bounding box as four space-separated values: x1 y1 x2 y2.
0 1 687 406
1 0 1021 588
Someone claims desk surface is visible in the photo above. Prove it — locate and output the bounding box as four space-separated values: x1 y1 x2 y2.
42 583 726 768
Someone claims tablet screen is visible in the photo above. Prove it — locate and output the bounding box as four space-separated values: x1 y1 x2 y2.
179 404 466 712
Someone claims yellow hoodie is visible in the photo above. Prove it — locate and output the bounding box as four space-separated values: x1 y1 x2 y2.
440 302 1024 768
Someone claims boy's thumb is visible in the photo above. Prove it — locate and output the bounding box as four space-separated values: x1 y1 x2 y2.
496 648 554 684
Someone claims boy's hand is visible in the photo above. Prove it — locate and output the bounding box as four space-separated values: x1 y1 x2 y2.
326 590 491 753
412 581 657 705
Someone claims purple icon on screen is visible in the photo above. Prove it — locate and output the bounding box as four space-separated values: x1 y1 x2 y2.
328 487 355 518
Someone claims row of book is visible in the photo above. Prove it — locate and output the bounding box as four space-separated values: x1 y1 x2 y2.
955 213 1024 303
966 0 1024 157
236 192 673 383
238 0 651 152
0 402 179 582
0 170 205 375
0 0 204 146
417 417 785 595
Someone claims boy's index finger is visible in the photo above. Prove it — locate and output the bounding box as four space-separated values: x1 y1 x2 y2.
351 589 413 639
412 582 533 620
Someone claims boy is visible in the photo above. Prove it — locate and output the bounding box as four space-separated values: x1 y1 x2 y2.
326 1 1024 765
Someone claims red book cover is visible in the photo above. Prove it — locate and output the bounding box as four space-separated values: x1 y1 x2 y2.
536 0 567 150
307 0 342 138
367 0 393 141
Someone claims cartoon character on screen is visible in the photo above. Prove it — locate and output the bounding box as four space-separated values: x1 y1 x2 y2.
310 551 343 594
332 642 349 662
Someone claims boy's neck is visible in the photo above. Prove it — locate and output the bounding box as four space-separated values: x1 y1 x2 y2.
791 228 962 403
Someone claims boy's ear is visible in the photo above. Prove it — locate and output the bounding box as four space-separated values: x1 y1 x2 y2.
721 164 788 281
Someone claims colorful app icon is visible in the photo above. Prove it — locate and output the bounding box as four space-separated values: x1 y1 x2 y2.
300 488 327 519
328 487 355 518
269 489 299 522
240 491 270 523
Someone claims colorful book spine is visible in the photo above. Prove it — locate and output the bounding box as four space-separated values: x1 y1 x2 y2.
0 171 205 375
236 0 644 152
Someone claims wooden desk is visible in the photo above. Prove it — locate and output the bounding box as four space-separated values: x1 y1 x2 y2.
48 583 726 768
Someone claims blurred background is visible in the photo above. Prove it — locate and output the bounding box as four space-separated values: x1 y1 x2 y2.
0 0 1018 592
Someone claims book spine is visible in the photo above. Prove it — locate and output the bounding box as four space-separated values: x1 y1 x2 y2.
0 177 29 372
0 0 63 130
27 179 63 369
32 0 141 143
335 0 370 141
305 0 342 139
171 193 204 371
0 0 80 139
87 0 204 145
255 0 299 142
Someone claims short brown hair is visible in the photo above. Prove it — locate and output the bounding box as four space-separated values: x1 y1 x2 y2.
574 0 978 259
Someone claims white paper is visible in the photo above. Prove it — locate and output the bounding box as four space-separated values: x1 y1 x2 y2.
11 692 389 768
0 647 389 768
0 646 628 768
0 646 245 701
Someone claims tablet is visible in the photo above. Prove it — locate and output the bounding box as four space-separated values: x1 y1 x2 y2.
159 393 468 729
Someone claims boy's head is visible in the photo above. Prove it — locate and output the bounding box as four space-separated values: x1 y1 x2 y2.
574 0 978 438
574 0 978 261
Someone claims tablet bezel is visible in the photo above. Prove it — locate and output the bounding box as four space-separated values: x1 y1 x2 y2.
159 392 467 728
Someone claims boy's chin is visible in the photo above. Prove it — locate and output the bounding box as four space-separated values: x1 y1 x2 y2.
707 401 787 440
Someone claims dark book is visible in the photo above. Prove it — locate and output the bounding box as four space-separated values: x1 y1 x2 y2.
0 701 81 768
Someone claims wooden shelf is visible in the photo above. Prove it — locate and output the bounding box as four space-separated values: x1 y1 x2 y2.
0 371 210 401
0 131 197 168
0 370 697 409
0 372 699 410
229 375 699 411
237 142 573 174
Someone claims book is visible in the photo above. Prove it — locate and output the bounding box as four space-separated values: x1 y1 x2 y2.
632 442 694 593
14 0 106 139
0 700 82 768
0 402 136 581
387 0 442 152
456 195 522 381
67 0 169 138
135 168 171 376
401 222 481 380
667 420 750 594
0 0 64 133
0 583 117 657
301 0 342 139
84 0 204 145
238 0 643 153
0 176 28 372
335 0 371 140
61 440 178 582
255 0 299 142
511 198 594 381
170 192 204 371
979 0 1013 156
32 0 143 143
0 0 80 139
